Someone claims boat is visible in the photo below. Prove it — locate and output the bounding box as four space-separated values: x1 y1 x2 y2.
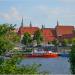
58 53 69 57
22 50 58 58
58 51 69 57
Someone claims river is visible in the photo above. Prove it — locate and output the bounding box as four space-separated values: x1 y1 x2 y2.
20 57 71 74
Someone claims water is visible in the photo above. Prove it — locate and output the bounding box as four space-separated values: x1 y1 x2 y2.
20 57 71 74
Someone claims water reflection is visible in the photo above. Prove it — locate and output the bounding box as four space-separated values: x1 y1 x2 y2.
20 57 71 74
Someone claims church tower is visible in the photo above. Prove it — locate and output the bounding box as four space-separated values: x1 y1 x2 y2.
29 21 32 27
41 24 45 29
21 17 23 28
57 20 59 26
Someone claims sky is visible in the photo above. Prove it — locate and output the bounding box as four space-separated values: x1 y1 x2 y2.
0 0 75 28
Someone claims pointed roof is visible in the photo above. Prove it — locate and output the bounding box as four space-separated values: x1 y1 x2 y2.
57 20 59 26
41 24 44 29
42 28 56 42
56 25 74 36
29 21 32 27
21 17 23 28
18 26 39 35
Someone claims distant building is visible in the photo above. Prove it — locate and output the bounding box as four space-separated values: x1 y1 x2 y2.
18 26 39 39
42 28 56 43
56 25 74 39
18 18 75 44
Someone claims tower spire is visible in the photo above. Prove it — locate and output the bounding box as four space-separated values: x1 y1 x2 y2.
21 17 23 28
57 20 59 26
41 24 44 29
30 21 32 27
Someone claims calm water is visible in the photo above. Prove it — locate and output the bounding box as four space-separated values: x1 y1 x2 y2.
20 57 71 74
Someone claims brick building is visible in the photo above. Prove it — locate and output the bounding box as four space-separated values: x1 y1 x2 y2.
18 19 75 44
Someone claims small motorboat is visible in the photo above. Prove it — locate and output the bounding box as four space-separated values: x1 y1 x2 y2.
58 53 69 57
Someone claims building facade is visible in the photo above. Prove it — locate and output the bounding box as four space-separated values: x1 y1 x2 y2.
18 19 75 44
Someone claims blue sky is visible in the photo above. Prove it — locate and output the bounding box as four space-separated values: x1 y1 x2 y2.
0 0 75 28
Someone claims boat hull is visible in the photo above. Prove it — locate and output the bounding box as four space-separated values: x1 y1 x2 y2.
22 53 58 58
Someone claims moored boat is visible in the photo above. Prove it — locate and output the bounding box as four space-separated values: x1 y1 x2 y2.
23 50 58 58
58 53 69 57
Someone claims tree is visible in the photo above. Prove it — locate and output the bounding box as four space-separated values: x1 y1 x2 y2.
52 40 58 46
33 30 43 45
61 39 68 47
0 24 41 74
7 32 20 43
0 55 40 74
69 44 75 74
72 38 75 45
68 39 72 44
0 37 14 55
22 32 32 46
52 40 59 52
0 24 20 55
48 41 51 44
0 24 8 36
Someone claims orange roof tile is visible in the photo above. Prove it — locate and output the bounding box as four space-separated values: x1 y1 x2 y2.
42 28 56 42
18 27 39 35
56 26 74 36
18 25 75 43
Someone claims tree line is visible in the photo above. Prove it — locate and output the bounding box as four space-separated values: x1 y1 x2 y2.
0 24 41 74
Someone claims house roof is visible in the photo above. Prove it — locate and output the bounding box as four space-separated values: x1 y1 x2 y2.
56 26 74 36
42 28 56 42
18 27 39 35
18 25 75 43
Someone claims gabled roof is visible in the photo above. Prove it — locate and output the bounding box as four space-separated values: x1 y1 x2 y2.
56 25 74 36
42 28 56 42
18 27 39 35
18 24 75 43
42 28 55 36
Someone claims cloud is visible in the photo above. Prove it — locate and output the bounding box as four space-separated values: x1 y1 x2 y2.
35 5 75 25
0 7 22 23
36 5 62 18
37 5 74 16
10 7 21 20
0 13 11 21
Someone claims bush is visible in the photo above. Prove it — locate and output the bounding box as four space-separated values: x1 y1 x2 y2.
0 55 40 74
69 45 75 74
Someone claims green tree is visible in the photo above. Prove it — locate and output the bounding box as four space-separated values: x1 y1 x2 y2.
33 30 43 45
0 24 8 36
72 38 75 45
52 40 59 51
7 32 20 43
0 24 20 55
0 24 41 74
52 40 58 46
68 39 72 44
61 39 68 47
0 37 13 55
69 44 75 74
48 41 51 44
22 32 32 46
0 55 40 74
